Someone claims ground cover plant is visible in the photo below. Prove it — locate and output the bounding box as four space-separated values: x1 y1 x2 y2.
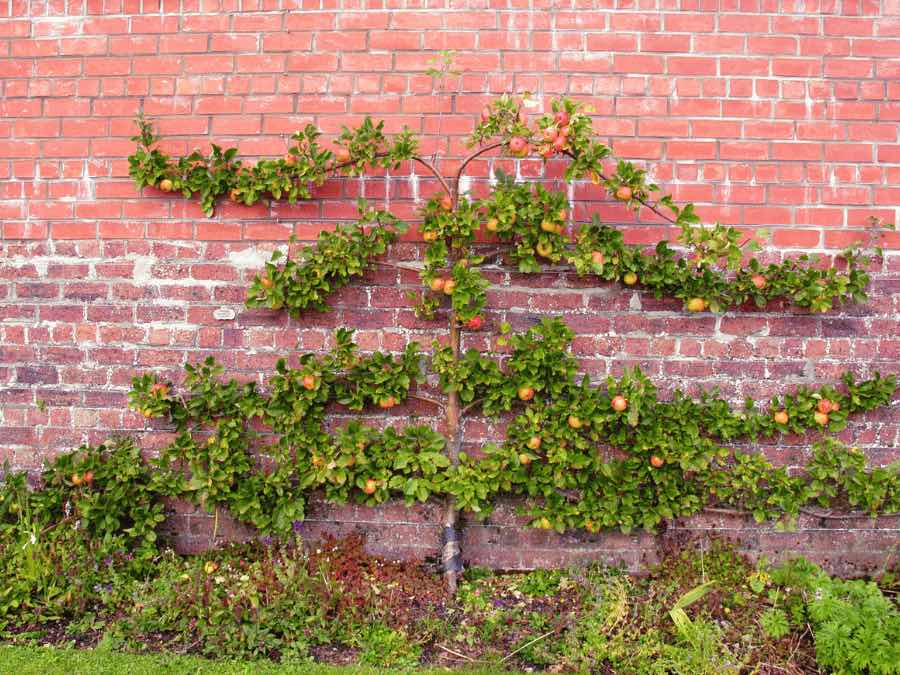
1 509 897 674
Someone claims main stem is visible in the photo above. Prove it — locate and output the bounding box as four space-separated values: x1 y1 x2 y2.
441 317 463 593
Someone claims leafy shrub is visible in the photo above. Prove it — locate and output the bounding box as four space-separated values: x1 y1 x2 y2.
0 439 165 628
768 558 900 674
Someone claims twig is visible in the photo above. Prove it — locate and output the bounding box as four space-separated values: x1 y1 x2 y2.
500 628 556 664
453 141 505 201
435 643 477 662
405 393 444 409
460 398 484 416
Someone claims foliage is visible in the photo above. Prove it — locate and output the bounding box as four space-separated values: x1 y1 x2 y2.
765 558 900 674
128 332 445 537
246 205 405 317
0 439 165 628
119 95 900 546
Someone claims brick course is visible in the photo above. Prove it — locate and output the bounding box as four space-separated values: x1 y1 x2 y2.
1 0 899 574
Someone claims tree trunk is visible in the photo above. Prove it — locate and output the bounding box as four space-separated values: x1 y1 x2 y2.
441 316 463 592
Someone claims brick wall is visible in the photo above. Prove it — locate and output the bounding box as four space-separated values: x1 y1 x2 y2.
1 1 899 574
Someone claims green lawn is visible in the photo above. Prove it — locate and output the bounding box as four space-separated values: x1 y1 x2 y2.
0 645 513 675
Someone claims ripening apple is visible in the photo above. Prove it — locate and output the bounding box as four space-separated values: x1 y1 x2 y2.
623 272 638 286
71 473 83 487
535 242 553 258
814 411 829 426
687 298 707 313
650 455 665 468
591 251 605 265
302 375 317 390
379 396 397 409
442 279 456 295
481 105 491 122
567 415 583 429
440 193 453 211
83 470 94 485
429 278 445 292
150 382 169 397
423 230 438 242
773 410 789 425
229 189 241 202
538 517 552 530
751 274 767 290
363 478 378 495
541 219 557 233
519 453 532 466
335 147 351 164
518 386 535 402
485 217 499 232
285 153 298 165
539 144 556 159
542 127 558 143
527 436 542 450
554 110 570 127
615 185 633 201
260 276 274 290
611 395 628 412
465 316 484 330
817 399 833 414
508 136 528 156
158 178 174 192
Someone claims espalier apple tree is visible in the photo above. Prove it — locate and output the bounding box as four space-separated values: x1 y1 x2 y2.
128 95 897 591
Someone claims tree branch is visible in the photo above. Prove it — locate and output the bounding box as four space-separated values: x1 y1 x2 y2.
453 141 506 203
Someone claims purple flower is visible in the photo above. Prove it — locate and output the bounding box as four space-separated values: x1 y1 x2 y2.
292 520 303 533
261 535 273 547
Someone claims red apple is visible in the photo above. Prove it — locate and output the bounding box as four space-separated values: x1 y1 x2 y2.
518 386 535 402
611 395 628 412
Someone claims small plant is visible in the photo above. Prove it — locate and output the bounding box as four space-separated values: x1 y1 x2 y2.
765 558 900 674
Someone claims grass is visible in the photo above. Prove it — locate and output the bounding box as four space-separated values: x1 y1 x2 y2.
0 644 517 675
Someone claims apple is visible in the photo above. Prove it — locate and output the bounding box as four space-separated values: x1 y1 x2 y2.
83 470 94 485
535 242 553 258
615 185 633 201
311 455 324 468
814 411 829 426
440 194 453 211
623 272 638 286
150 382 169 396
260 276 274 290
379 396 397 409
142 409 153 418
229 189 241 202
687 298 707 313
650 455 665 468
552 135 568 152
538 517 552 530
508 136 528 156
751 274 767 290
611 395 628 412
541 219 557 233
204 561 219 575
554 110 570 127
285 153 298 165
585 520 596 533
429 278 445 292
817 399 833 414
526 436 542 450
519 453 532 465
158 178 174 192
518 386 535 402
773 410 789 425
542 127 558 142
335 147 351 164
591 251 605 265
465 315 484 330
302 375 317 390
71 473 82 487
481 105 491 122
442 279 456 295
363 478 378 495
830 401 840 412
567 415 582 429
539 144 556 159
485 217 499 232
423 230 438 242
